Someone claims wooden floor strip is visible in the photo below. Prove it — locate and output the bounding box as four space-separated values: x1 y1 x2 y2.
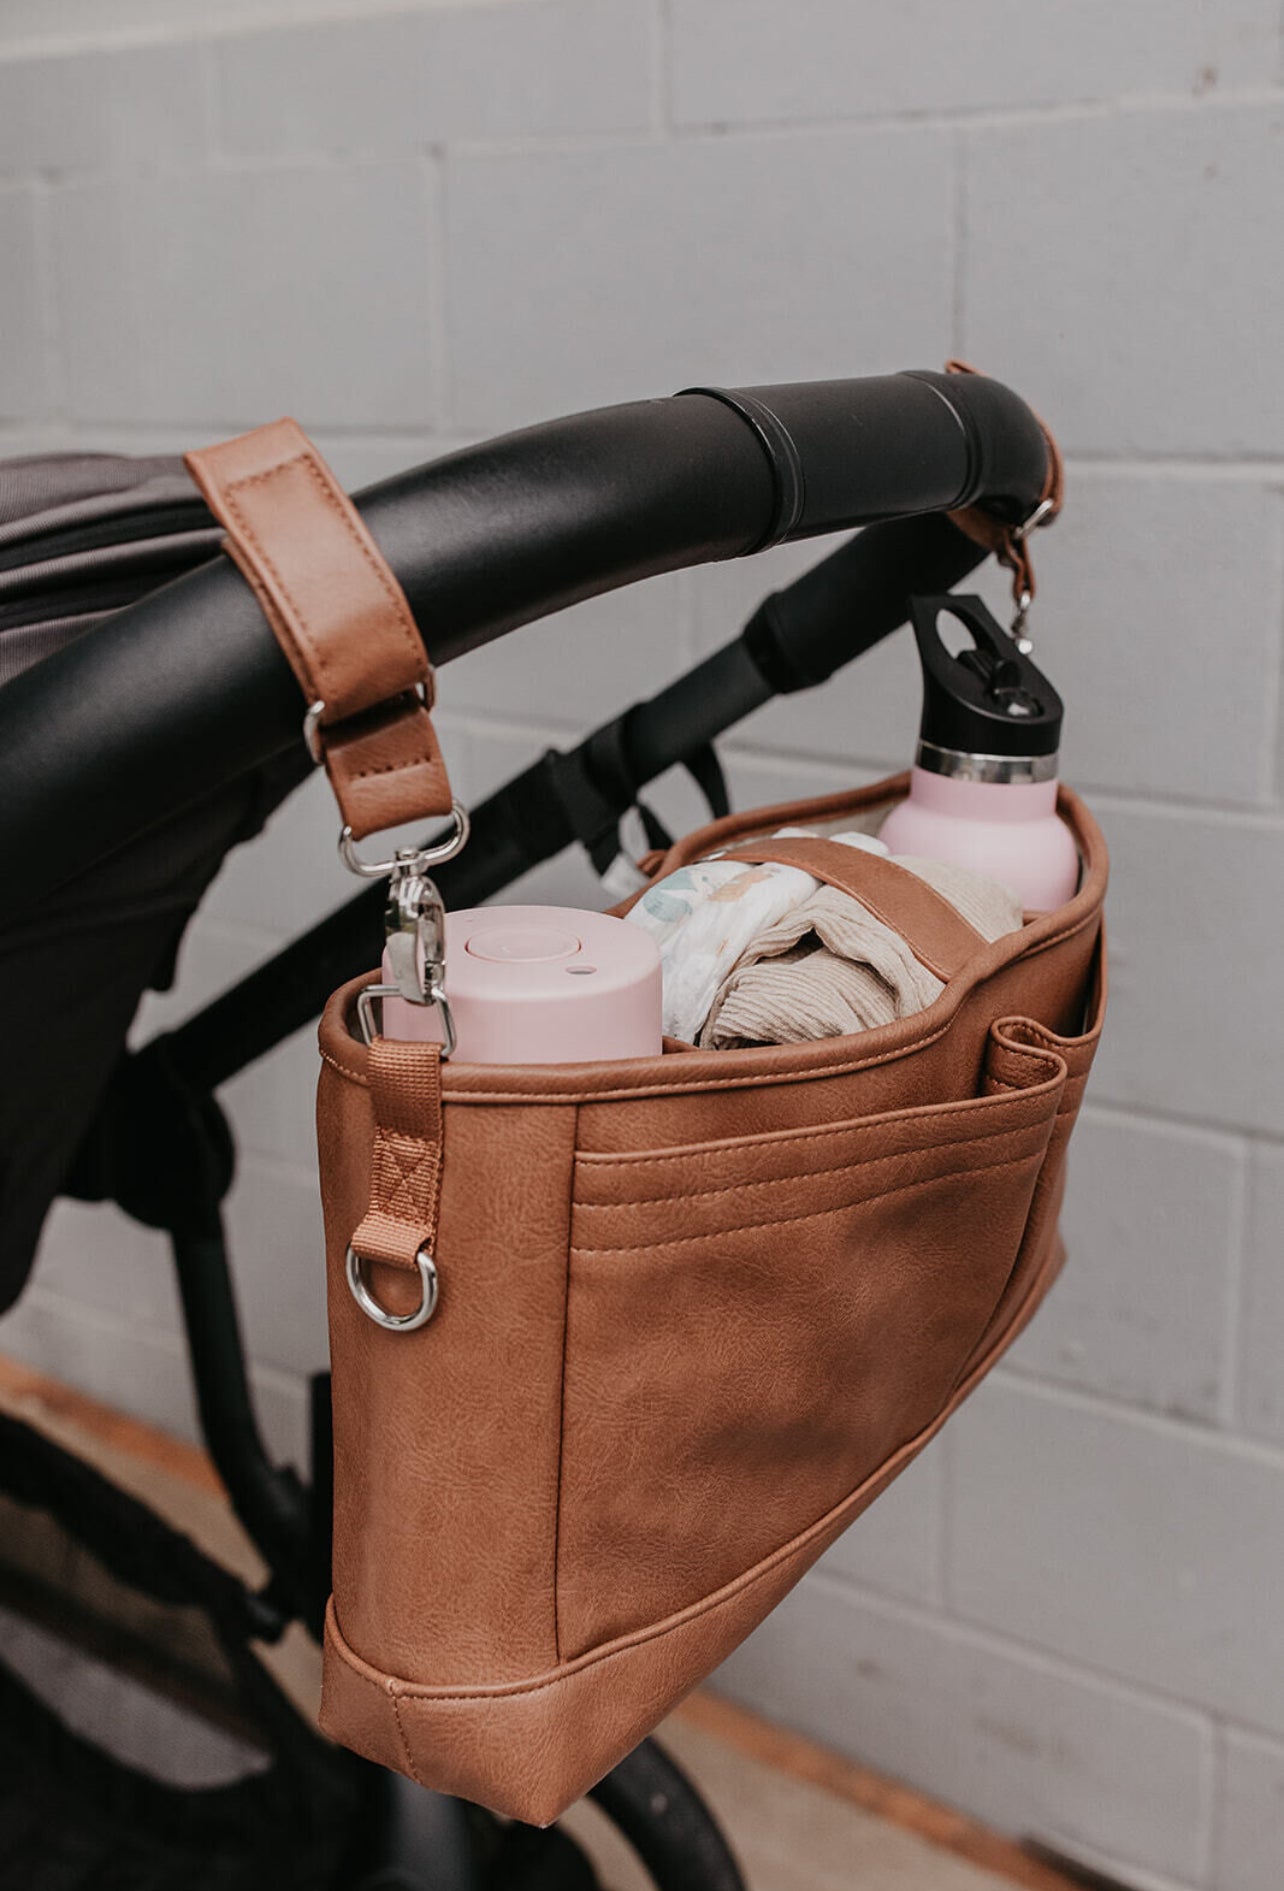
0 1355 222 1493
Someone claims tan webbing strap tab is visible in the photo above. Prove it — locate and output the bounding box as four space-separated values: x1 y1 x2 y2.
943 359 1064 613
722 837 987 982
349 1039 445 1271
184 418 454 841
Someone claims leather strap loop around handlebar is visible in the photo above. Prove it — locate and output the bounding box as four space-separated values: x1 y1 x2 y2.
944 359 1064 609
184 418 454 841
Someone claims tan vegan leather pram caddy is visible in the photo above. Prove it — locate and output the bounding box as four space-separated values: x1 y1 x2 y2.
180 368 1106 1828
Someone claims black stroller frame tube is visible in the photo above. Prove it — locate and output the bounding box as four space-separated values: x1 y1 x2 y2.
0 371 1048 906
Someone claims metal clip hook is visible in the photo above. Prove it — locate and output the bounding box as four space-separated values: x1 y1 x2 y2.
1010 587 1034 655
354 849 458 1054
1007 496 1055 655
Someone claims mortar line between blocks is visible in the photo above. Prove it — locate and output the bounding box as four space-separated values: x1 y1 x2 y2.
987 1363 1284 1469
1217 1142 1251 1434
234 1148 324 1192
1067 454 1284 477
195 33 221 169
1078 1098 1252 1156
1029 1836 1203 1891
948 124 966 357
738 738 1284 821
21 1282 189 1356
936 1426 955 1610
665 83 1284 142
808 1565 1225 1734
652 0 672 138
1269 490 1284 802
29 175 65 422
425 146 451 434
1200 1718 1229 1891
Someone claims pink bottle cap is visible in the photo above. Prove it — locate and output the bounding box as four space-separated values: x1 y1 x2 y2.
379 905 663 1064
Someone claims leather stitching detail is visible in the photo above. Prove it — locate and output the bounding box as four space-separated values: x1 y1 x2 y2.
551 1102 579 1667
390 1689 428 1786
383 1134 434 1218
572 1121 1051 1216
440 1025 955 1101
572 1081 1059 1172
342 746 443 784
569 1151 1045 1258
321 1049 369 1083
338 741 444 786
322 1015 950 1100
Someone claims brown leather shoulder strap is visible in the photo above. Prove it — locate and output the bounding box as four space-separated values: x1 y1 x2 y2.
722 837 986 981
185 418 453 841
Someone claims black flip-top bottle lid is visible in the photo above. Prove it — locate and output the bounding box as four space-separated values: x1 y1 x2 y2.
909 594 1063 765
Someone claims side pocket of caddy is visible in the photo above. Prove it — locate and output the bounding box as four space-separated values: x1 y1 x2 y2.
956 929 1108 1383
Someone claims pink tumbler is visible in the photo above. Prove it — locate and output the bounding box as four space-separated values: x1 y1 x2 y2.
878 595 1080 912
378 904 663 1063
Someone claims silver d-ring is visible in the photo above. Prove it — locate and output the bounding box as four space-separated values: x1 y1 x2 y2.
338 800 471 880
346 1243 439 1332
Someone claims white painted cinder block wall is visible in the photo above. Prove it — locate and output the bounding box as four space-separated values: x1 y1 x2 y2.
2 3 1283 1885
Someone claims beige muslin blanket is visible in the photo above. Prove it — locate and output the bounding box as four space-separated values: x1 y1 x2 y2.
700 856 1021 1048
627 828 1023 1048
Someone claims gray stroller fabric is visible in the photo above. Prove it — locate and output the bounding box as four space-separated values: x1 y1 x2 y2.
0 450 304 1310
0 452 221 686
0 452 196 531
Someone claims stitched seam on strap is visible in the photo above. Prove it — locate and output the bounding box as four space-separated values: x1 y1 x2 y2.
382 1136 435 1221
346 750 441 784
220 449 424 697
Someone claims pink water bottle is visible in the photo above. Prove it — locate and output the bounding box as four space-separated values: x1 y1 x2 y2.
878 595 1080 912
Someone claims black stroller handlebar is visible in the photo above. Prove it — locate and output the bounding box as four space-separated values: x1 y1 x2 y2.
0 370 1050 901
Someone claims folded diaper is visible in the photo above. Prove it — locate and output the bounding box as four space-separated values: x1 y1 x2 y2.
627 828 1023 1047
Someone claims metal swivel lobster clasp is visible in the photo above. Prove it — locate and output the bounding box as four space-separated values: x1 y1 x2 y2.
355 847 459 1054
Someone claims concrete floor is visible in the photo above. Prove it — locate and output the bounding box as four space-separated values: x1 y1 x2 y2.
562 1714 1020 1891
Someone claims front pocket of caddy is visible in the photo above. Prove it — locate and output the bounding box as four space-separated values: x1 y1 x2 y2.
554 1039 1067 1657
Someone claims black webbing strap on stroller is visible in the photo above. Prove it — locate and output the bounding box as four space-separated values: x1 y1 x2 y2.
0 369 1057 1890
